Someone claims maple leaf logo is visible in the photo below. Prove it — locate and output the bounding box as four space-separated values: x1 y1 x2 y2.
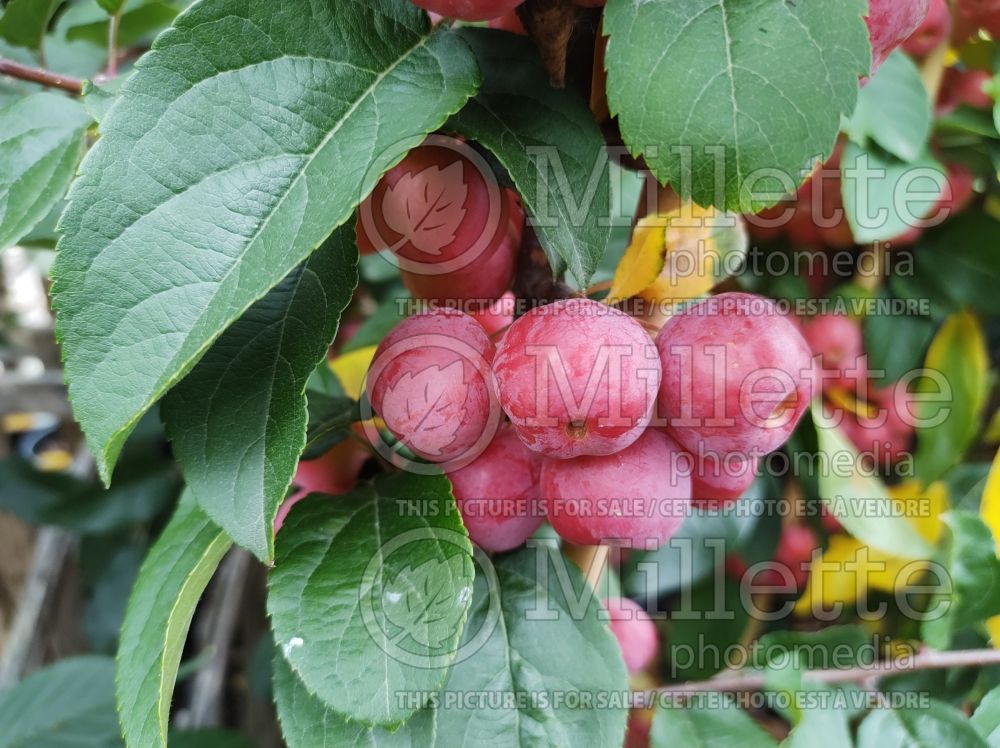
381 554 469 651
380 360 467 457
382 161 468 256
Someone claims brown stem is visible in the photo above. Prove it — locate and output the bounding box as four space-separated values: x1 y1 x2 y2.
0 58 84 95
653 648 1000 698
512 225 575 306
564 543 609 593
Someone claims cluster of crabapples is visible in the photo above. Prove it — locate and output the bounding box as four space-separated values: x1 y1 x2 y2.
348 143 817 557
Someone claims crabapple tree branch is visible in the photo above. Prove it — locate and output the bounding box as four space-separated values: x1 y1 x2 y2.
654 648 1000 698
0 58 84 95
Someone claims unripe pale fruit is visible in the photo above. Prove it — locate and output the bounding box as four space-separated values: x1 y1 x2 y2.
446 425 543 552
356 140 509 274
656 293 813 458
494 298 661 458
801 314 868 393
865 0 930 76
542 429 691 548
366 308 499 464
603 597 659 675
409 0 525 22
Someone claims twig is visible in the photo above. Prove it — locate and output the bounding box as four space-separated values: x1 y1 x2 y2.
0 451 93 689
0 58 84 95
104 10 122 79
179 549 252 728
654 648 1000 699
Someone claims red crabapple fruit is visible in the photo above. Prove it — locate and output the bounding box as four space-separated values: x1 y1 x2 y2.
366 308 498 464
903 0 952 57
541 429 691 547
488 9 527 33
603 597 659 675
356 139 509 274
938 68 994 114
801 314 868 393
493 298 661 458
274 440 368 531
472 290 516 335
400 189 523 309
446 425 543 552
690 453 759 507
751 524 818 590
292 439 368 496
937 162 977 217
409 0 525 22
865 0 930 76
656 293 813 459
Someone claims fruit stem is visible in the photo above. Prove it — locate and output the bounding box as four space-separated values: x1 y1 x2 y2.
564 543 609 593
0 57 84 95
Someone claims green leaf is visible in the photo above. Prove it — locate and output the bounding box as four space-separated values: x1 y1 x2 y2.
0 457 176 533
0 0 59 51
301 391 358 460
757 625 871 669
0 656 120 748
913 310 990 485
621 478 780 598
971 686 1000 745
51 0 480 484
168 729 253 748
273 546 628 746
846 50 932 162
841 141 946 244
84 541 146 653
272 648 436 747
0 91 90 251
162 225 358 562
863 294 935 386
923 513 1000 648
82 77 124 124
117 498 231 748
268 473 473 726
811 400 935 560
65 0 181 49
857 700 988 748
890 213 1000 318
603 0 868 212
667 576 749 681
97 0 127 14
650 695 776 748
447 28 611 285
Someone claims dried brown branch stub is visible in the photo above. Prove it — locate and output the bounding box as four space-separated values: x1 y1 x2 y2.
513 225 574 307
517 0 580 87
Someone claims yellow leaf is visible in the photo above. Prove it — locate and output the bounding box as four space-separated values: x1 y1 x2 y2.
796 482 948 616
979 449 1000 646
607 203 747 307
606 215 666 304
329 345 376 401
915 309 989 483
